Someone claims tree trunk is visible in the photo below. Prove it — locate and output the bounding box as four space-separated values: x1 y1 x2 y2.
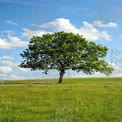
58 70 65 83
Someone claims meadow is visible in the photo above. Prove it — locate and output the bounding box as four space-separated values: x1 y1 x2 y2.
0 78 122 122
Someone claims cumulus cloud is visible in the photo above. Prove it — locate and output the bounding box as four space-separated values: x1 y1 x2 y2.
0 56 13 60
0 36 28 49
0 60 17 67
40 18 112 41
20 67 30 72
108 62 122 77
0 38 11 49
0 73 7 77
23 18 112 41
112 67 122 77
40 18 79 34
22 28 50 38
0 56 25 80
5 20 18 25
10 74 26 79
0 56 16 75
93 20 117 27
0 55 30 79
79 21 111 41
0 66 12 73
8 36 28 47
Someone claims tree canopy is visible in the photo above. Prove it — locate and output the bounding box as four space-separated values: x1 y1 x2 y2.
19 31 113 83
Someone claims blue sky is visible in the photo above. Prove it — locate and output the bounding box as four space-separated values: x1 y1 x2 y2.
0 0 122 80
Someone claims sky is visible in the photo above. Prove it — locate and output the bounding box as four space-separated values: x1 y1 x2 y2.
0 0 122 80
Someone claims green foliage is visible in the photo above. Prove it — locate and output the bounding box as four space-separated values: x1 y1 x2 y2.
19 31 113 80
0 78 122 121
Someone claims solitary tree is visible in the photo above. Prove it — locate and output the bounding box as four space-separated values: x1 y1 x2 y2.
19 31 113 83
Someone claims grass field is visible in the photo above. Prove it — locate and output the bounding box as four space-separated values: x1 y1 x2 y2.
0 78 122 122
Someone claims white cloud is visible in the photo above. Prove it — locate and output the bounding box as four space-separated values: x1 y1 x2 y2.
40 18 79 34
0 66 12 73
0 56 17 75
93 20 117 27
8 36 28 47
113 67 122 76
0 38 11 49
0 73 7 77
22 28 50 38
0 60 17 67
0 31 15 37
0 56 13 60
10 74 25 79
0 36 28 49
0 54 31 79
108 62 122 77
0 56 21 79
5 20 17 25
0 55 31 79
20 68 30 72
80 21 111 41
23 18 111 41
39 18 111 41
101 31 111 41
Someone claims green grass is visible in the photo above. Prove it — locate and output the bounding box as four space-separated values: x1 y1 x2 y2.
0 78 122 122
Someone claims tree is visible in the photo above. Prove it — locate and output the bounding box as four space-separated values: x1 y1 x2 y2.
19 31 113 83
